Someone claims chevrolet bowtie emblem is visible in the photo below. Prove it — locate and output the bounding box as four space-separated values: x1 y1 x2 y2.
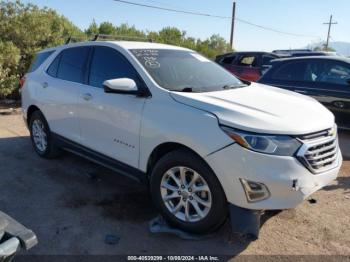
328 128 336 137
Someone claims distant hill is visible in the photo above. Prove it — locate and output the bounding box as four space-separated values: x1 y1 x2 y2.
307 41 350 57
329 42 350 56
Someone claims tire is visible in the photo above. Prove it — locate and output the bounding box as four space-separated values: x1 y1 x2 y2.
150 149 228 234
29 110 61 158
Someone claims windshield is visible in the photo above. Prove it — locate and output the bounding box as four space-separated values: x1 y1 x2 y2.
130 49 245 92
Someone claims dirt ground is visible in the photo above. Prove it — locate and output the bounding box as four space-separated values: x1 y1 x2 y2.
0 112 349 258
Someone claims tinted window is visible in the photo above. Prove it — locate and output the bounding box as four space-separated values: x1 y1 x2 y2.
89 47 139 88
271 61 308 81
305 60 350 86
57 47 90 83
130 49 244 93
47 54 61 77
222 55 236 65
28 51 54 72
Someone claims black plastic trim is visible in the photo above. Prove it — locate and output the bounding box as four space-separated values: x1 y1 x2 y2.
52 133 148 184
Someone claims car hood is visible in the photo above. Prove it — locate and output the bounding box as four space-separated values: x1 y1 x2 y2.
170 82 334 135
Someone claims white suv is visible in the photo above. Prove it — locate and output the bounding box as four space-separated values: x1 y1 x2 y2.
21 41 342 234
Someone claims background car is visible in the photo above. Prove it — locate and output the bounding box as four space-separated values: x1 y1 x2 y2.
258 56 350 129
272 49 338 57
215 52 280 82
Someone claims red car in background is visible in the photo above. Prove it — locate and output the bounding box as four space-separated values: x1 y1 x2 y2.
215 52 279 82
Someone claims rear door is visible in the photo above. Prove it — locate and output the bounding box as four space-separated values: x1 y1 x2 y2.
305 60 350 128
39 46 91 142
259 60 311 94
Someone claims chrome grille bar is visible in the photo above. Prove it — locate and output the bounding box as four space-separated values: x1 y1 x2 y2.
297 126 340 174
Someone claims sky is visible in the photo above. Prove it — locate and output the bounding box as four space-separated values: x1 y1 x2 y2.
21 0 350 51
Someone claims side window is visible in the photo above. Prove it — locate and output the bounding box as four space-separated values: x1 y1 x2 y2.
47 54 61 77
313 61 350 86
89 46 139 88
221 55 236 65
28 51 54 73
237 55 258 67
271 61 308 81
56 47 90 83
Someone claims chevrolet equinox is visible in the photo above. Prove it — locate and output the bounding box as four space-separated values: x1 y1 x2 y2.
21 41 343 234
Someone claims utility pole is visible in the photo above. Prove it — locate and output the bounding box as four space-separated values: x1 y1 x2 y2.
323 15 337 51
230 1 236 50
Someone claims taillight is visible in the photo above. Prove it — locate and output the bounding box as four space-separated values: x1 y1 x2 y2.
19 76 26 89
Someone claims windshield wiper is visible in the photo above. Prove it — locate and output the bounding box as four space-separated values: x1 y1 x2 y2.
169 87 194 92
222 84 247 90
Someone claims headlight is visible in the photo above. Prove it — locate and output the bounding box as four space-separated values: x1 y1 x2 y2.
220 126 302 156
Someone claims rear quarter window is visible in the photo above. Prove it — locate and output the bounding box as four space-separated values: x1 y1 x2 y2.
28 51 55 73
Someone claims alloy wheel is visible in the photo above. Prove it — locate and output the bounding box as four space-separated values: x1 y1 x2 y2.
32 119 47 152
160 166 212 223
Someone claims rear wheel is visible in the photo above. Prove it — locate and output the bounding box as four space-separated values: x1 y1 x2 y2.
29 110 61 158
150 149 227 234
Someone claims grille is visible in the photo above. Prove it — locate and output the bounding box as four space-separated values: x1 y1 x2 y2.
297 127 339 174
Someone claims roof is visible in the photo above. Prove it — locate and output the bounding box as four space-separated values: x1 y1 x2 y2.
37 40 192 54
226 51 276 55
216 51 278 59
108 41 190 51
272 55 350 63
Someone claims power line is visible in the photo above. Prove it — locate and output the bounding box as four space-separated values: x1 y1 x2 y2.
112 0 321 38
235 18 319 38
113 0 229 19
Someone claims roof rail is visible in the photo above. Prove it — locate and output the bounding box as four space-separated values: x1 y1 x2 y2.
91 34 153 42
65 34 154 44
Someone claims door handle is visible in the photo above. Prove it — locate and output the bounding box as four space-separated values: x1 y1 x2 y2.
334 101 345 109
82 93 93 101
42 82 49 89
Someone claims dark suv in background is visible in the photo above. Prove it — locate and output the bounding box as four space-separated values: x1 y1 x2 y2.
259 56 350 129
272 49 338 57
215 52 279 82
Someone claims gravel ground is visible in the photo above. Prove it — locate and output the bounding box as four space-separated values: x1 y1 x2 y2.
0 113 349 258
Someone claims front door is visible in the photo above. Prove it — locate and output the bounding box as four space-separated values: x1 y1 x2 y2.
77 46 147 168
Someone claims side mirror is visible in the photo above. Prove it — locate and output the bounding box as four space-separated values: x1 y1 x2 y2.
103 78 138 94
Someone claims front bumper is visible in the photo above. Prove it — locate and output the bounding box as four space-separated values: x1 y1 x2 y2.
205 143 342 210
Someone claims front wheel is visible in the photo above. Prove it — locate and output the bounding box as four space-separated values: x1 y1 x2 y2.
150 149 228 234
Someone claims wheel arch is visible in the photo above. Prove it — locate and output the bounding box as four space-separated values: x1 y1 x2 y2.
146 142 211 177
27 105 42 125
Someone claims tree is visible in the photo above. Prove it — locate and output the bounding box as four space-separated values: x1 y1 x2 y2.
0 41 21 98
84 21 232 59
0 0 83 98
157 27 183 45
116 23 146 39
0 0 233 99
85 19 99 36
99 22 117 35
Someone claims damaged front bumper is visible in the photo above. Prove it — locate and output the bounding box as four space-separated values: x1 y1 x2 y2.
206 143 342 238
